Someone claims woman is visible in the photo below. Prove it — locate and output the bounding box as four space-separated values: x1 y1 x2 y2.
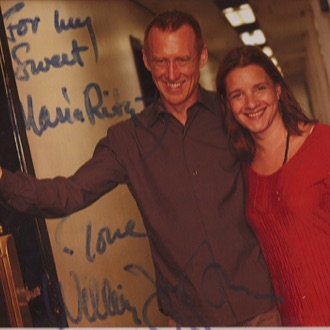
216 45 330 325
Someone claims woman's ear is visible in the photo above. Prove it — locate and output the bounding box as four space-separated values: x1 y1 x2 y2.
276 84 282 100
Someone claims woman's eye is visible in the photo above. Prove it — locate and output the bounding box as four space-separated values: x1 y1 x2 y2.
231 93 242 100
257 85 267 91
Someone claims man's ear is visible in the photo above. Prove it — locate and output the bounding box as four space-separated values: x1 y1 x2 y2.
199 45 208 68
142 49 151 71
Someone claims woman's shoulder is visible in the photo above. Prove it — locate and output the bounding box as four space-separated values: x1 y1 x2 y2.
303 123 330 156
296 122 330 184
297 122 330 140
314 122 330 135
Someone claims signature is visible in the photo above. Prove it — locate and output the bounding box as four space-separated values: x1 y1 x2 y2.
57 239 278 327
60 270 141 325
21 85 138 136
133 239 278 326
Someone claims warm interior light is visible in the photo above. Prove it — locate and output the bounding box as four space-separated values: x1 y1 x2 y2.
221 3 282 74
270 56 283 75
240 29 266 46
239 4 255 24
223 4 256 27
223 8 241 27
262 46 273 57
271 56 278 66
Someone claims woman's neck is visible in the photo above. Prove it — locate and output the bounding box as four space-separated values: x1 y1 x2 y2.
251 122 315 175
251 122 288 175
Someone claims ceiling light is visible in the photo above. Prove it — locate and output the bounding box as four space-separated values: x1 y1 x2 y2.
262 46 273 57
223 4 256 27
240 29 266 46
271 57 278 66
271 56 283 74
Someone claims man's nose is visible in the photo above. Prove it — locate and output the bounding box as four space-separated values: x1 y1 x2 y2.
166 60 180 80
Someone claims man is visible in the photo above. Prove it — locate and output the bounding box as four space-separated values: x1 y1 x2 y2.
0 10 280 326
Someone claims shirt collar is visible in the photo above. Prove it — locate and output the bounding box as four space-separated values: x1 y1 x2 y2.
197 86 217 114
142 85 216 127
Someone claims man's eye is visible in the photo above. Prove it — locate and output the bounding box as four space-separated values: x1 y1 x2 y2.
176 58 189 65
152 58 168 67
155 59 166 65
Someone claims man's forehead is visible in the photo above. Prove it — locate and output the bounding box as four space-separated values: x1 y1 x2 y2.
149 24 195 37
147 25 197 50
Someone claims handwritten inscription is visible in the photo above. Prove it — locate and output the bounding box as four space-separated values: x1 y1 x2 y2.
4 3 142 136
3 2 163 327
55 218 153 325
61 271 141 325
58 236 278 326
12 40 89 81
124 240 279 327
85 219 147 262
3 3 40 42
54 9 98 63
84 85 138 125
64 242 277 327
4 2 98 80
22 85 139 136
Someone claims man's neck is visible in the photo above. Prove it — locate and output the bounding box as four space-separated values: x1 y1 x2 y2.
160 91 200 125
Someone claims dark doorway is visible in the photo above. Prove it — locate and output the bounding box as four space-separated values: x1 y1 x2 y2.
0 9 67 328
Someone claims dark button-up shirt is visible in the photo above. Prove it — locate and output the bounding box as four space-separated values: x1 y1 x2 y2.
0 87 276 326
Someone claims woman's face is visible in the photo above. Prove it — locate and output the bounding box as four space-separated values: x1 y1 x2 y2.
225 64 282 137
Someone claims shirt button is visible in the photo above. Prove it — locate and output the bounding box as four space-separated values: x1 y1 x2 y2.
192 170 198 176
276 191 280 201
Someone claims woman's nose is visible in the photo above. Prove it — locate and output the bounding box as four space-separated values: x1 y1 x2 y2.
245 92 258 108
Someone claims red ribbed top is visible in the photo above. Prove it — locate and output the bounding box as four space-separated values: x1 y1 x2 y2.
244 123 330 325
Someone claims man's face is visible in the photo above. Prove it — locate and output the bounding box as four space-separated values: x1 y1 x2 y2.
143 25 208 114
